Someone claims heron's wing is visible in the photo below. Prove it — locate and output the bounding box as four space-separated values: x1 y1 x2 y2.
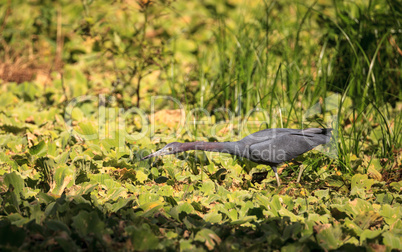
247 130 330 164
240 128 301 144
242 128 331 145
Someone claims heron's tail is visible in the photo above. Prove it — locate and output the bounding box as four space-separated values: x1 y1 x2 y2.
321 128 333 136
303 128 333 144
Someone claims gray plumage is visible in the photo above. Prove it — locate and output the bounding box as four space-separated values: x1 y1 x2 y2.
142 128 333 186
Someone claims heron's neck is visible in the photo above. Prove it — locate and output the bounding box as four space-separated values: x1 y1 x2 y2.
180 141 243 157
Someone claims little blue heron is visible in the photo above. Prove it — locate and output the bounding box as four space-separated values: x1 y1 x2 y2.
142 128 333 186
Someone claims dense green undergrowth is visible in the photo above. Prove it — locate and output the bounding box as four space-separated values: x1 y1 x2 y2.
1 0 401 251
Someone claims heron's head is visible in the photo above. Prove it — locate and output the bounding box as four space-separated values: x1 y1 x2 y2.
141 142 182 160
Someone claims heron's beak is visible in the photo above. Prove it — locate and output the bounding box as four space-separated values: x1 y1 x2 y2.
140 148 169 161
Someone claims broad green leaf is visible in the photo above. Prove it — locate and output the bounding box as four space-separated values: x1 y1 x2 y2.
390 181 402 192
177 202 194 215
138 192 161 205
136 170 148 183
380 205 402 226
375 193 393 204
4 172 24 195
231 215 256 225
228 209 238 221
0 92 18 107
283 222 303 241
194 228 221 250
315 224 342 250
390 219 402 233
359 229 382 245
278 208 304 222
169 202 194 221
344 218 363 236
37 192 56 205
73 182 98 195
155 176 169 183
76 121 98 141
308 213 329 224
204 212 222 223
353 211 382 230
71 107 85 121
51 165 74 195
268 195 282 216
106 197 134 212
314 189 329 200
17 82 38 101
0 219 26 247
367 158 382 181
138 201 164 217
164 196 178 207
29 140 46 156
125 223 159 250
63 66 88 97
6 213 29 226
71 211 106 238
200 180 215 195
350 174 375 198
45 220 71 235
382 231 402 250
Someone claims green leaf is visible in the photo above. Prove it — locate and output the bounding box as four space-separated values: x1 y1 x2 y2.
315 224 342 250
350 174 375 198
344 219 363 236
231 215 256 225
76 121 98 141
204 212 222 223
136 170 148 183
200 180 215 195
4 172 24 195
278 208 304 222
17 82 38 101
268 195 282 216
138 201 164 217
71 211 106 239
0 219 26 247
359 229 382 245
227 208 238 221
314 189 329 200
125 223 159 250
194 228 222 250
5 213 29 226
380 205 401 226
308 213 329 224
390 181 402 192
45 220 71 235
29 140 46 156
169 202 195 221
71 107 85 121
51 165 74 195
0 92 18 107
177 202 194 215
55 151 70 164
382 231 402 250
106 197 134 212
283 222 303 241
164 196 178 207
155 176 169 184
353 211 382 230
375 192 393 204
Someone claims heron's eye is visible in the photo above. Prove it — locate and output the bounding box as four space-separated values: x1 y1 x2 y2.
167 147 173 152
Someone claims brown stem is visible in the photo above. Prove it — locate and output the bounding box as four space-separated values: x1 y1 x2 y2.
136 75 142 108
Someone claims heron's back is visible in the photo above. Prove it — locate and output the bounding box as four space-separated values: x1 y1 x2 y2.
242 128 332 165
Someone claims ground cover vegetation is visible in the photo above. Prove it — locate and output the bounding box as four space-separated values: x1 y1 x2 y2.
0 0 401 250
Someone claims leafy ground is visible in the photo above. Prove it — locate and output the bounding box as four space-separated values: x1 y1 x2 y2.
1 0 402 251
